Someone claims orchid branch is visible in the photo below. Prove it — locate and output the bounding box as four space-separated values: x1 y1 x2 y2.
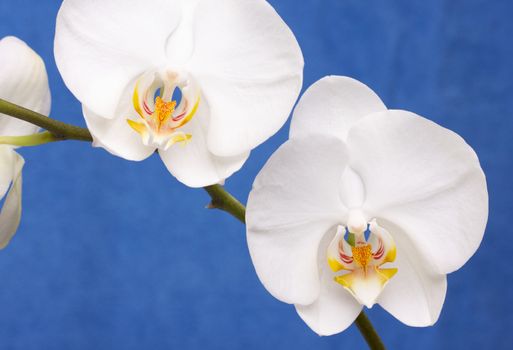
354 312 386 350
0 98 92 143
205 184 246 223
0 98 385 350
0 131 60 147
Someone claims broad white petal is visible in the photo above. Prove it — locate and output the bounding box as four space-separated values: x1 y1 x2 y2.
0 36 50 135
296 230 362 336
246 137 347 305
377 221 447 326
339 167 366 209
0 146 24 248
188 0 303 157
348 111 488 274
55 0 181 118
159 101 249 188
290 76 386 142
83 106 155 161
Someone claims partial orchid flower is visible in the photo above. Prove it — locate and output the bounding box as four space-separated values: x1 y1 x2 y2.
0 36 51 248
246 76 488 335
54 0 304 187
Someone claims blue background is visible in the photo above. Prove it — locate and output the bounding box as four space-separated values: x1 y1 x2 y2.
0 0 511 349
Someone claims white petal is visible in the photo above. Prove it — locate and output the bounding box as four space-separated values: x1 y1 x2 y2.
339 167 366 209
159 101 249 188
295 285 361 336
295 230 362 336
54 0 181 118
348 110 488 274
164 0 199 65
0 146 24 249
83 106 155 161
0 36 50 135
246 137 348 305
290 76 386 142
377 221 447 326
0 146 16 198
188 0 303 157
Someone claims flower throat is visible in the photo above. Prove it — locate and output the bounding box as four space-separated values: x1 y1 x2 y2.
127 70 200 150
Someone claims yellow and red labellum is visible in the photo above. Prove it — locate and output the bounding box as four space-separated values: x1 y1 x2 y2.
127 70 200 150
327 223 397 308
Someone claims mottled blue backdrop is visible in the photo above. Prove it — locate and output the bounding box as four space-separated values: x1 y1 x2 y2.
0 0 511 349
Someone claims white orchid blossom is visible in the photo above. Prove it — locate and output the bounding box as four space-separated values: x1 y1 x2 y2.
54 0 304 187
0 36 51 248
246 76 488 335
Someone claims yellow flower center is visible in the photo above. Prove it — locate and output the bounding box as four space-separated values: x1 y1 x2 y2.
126 70 200 150
154 97 177 131
351 243 372 269
327 220 398 308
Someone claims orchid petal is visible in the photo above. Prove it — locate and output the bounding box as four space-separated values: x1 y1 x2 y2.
348 110 488 274
189 0 304 157
0 146 24 248
54 0 181 118
83 106 155 161
246 137 347 305
159 101 249 188
377 221 447 326
290 76 386 142
0 36 50 135
296 230 362 336
339 167 366 209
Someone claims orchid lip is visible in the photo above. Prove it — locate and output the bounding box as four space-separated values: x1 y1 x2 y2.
327 219 397 308
126 69 200 150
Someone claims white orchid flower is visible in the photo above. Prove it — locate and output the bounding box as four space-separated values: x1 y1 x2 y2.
246 76 488 335
0 36 51 248
54 0 304 187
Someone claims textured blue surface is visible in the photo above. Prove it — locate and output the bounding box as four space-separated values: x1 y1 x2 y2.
0 0 512 349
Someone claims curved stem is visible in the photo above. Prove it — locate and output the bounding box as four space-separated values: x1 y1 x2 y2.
203 184 386 350
0 131 60 147
0 99 92 142
354 311 386 350
0 99 386 349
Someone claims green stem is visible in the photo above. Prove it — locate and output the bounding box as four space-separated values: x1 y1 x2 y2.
0 131 60 147
204 184 246 223
203 184 386 350
0 99 92 142
0 98 385 349
354 311 386 350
